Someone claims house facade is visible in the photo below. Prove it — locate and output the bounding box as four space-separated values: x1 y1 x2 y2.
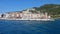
0 9 50 19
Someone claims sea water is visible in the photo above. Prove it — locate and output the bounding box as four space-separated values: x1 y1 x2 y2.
0 19 60 34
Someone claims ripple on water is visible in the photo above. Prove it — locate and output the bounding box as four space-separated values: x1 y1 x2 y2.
0 19 60 34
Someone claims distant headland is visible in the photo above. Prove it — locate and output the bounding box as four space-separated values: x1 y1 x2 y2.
0 4 60 20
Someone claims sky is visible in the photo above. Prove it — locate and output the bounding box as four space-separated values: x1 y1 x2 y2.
0 0 60 13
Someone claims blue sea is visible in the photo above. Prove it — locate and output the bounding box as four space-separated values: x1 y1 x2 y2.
0 19 60 34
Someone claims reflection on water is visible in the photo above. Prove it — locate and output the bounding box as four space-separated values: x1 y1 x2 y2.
0 19 60 34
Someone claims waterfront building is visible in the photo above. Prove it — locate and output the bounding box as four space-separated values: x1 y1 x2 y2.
21 9 41 19
0 14 2 17
0 8 50 20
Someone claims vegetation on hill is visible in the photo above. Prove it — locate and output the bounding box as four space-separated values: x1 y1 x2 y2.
9 4 60 18
32 4 60 18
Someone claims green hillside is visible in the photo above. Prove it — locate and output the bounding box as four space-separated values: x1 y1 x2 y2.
33 4 60 18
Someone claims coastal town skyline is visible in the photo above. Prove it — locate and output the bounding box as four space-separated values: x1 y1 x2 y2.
0 9 51 20
0 0 60 13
